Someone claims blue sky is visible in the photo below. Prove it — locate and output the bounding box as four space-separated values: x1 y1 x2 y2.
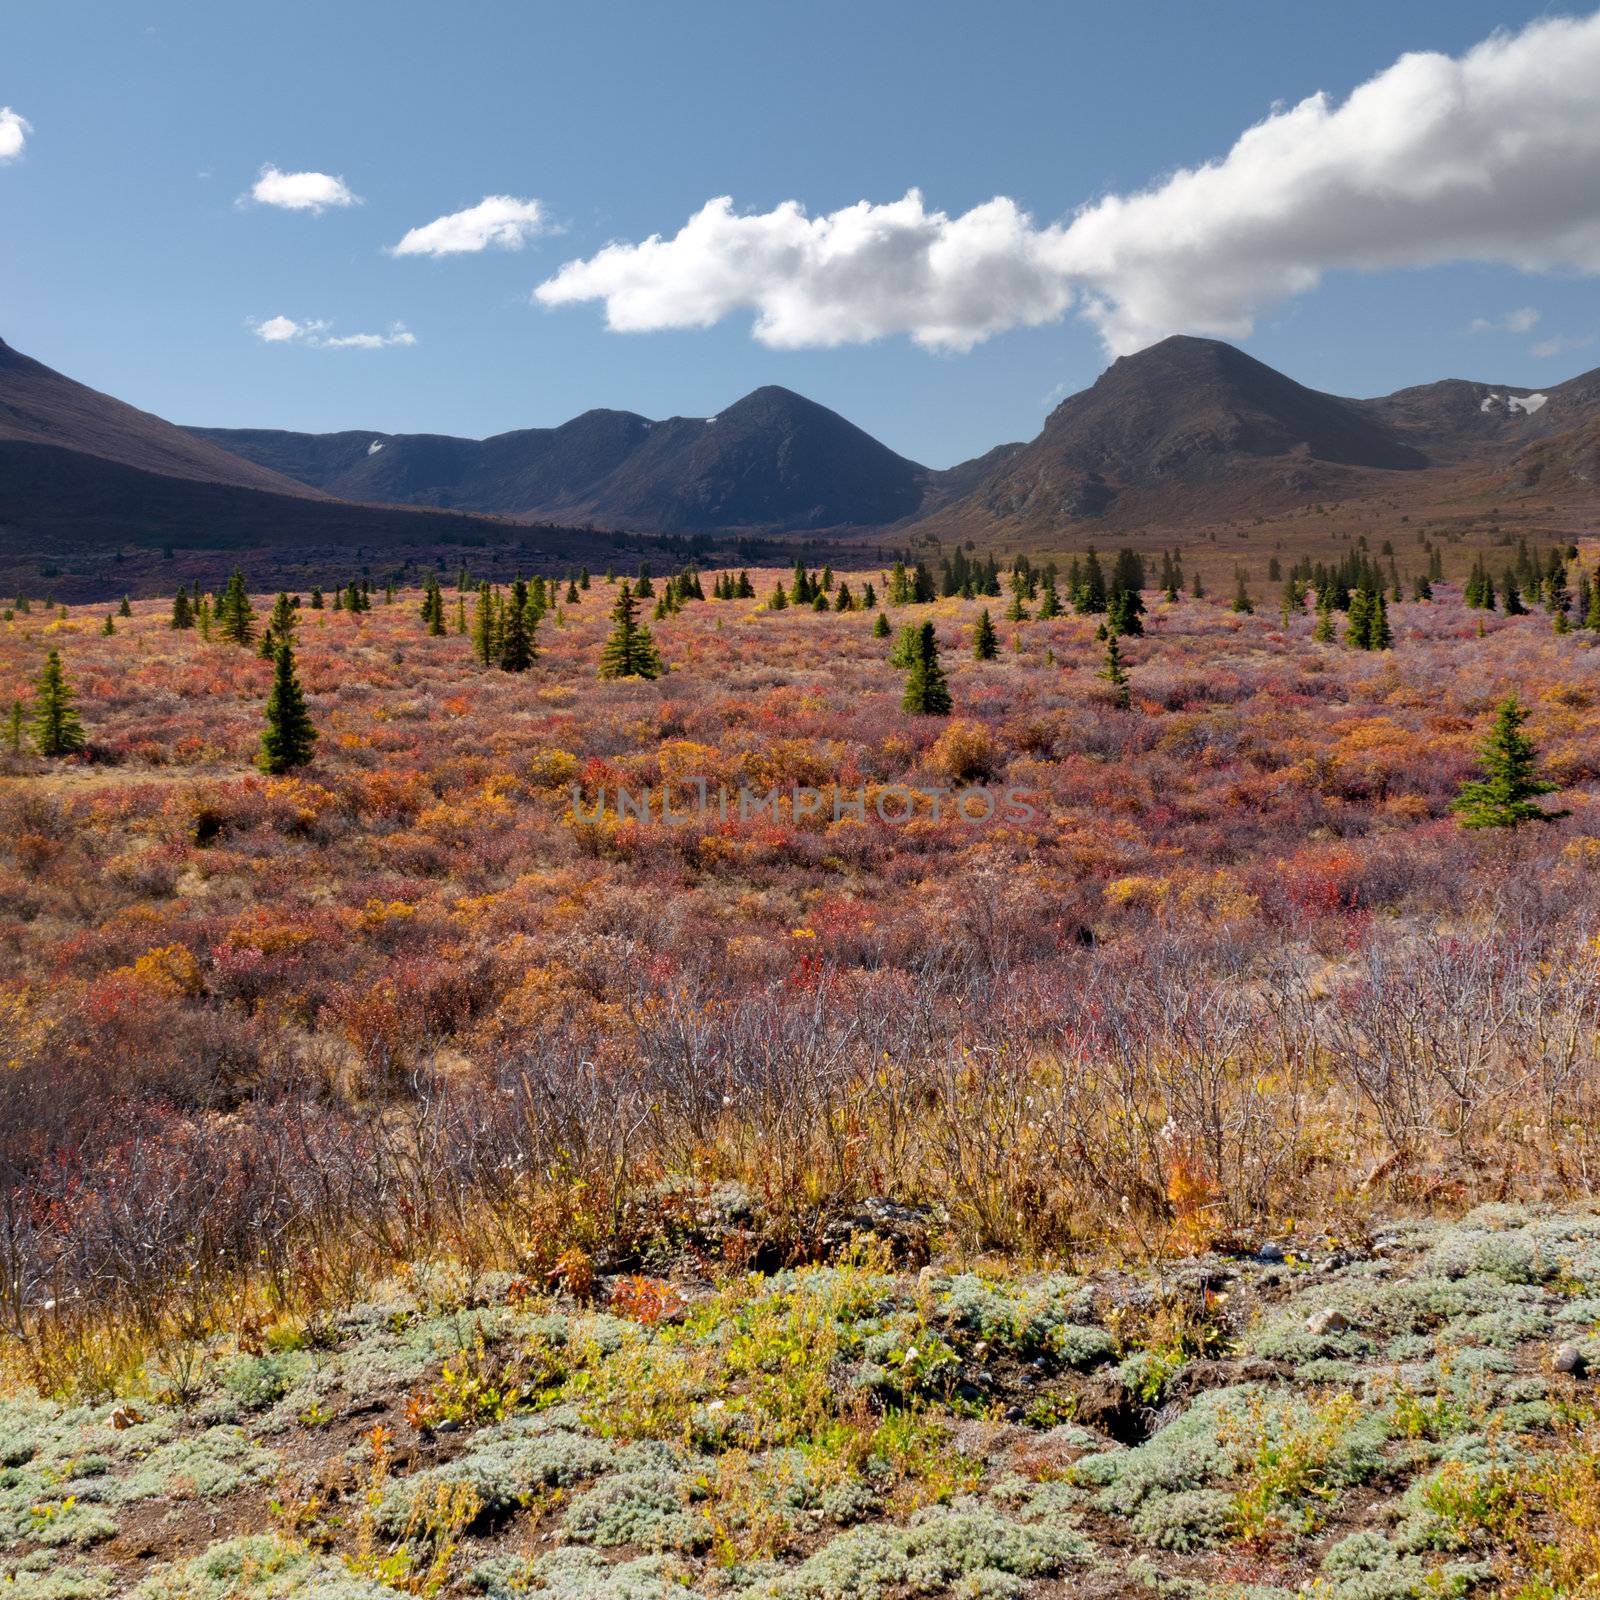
4 1 1599 467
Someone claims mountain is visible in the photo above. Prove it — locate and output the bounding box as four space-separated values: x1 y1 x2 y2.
192 386 932 532
0 337 321 498
918 335 1600 538
0 338 617 577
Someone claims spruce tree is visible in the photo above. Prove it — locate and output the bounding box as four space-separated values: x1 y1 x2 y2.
1345 588 1372 648
102 614 116 636
972 609 998 660
900 622 951 715
888 622 918 668
598 581 663 680
1451 696 1567 829
1099 632 1131 709
769 582 788 610
499 580 538 671
1587 569 1600 630
471 582 496 665
268 591 298 650
1365 590 1392 650
5 699 22 755
216 571 255 645
1230 570 1254 614
118 595 132 618
873 610 891 638
30 649 86 756
171 589 193 629
257 643 317 774
861 581 877 609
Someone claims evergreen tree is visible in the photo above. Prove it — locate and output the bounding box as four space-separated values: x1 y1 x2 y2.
1587 569 1600 630
1037 579 1062 618
309 587 324 610
888 622 918 668
170 589 194 629
1107 586 1143 637
1412 574 1433 602
900 621 951 715
5 699 22 755
472 582 496 666
1313 593 1335 643
1075 548 1108 613
835 582 854 611
873 610 892 639
216 571 255 645
1005 590 1029 622
1345 587 1372 648
812 591 829 612
889 560 911 604
1365 590 1392 650
566 579 581 604
118 595 132 618
598 581 664 680
268 591 298 650
1451 696 1567 829
635 565 654 599
972 609 998 660
423 576 447 636
30 649 86 756
790 561 812 606
257 643 317 774
499 580 538 671
1098 633 1131 709
102 613 115 637
861 581 877 609
737 570 755 598
768 581 789 611
1230 570 1254 614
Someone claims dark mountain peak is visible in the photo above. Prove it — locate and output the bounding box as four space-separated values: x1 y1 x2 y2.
0 338 321 497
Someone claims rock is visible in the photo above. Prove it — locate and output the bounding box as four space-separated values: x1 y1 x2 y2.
1256 1242 1285 1263
1553 1342 1586 1376
1306 1308 1351 1336
108 1405 145 1431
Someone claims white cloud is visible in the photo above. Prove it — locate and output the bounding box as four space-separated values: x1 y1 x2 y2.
536 10 1600 357
1469 307 1541 335
247 164 360 212
535 192 1074 352
391 195 550 257
0 107 31 163
250 315 414 349
1529 332 1595 359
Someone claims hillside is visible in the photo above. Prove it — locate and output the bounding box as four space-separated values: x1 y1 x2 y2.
0 339 628 583
193 386 933 532
0 338 322 498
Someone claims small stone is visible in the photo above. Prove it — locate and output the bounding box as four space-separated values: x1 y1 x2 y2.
1553 1342 1586 1376
1257 1242 1285 1263
1306 1308 1350 1336
432 1418 461 1434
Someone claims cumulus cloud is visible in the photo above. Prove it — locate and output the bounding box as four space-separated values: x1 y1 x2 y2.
247 164 360 212
0 106 31 162
1468 307 1541 335
536 10 1600 357
391 195 550 257
249 315 414 349
536 192 1073 352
